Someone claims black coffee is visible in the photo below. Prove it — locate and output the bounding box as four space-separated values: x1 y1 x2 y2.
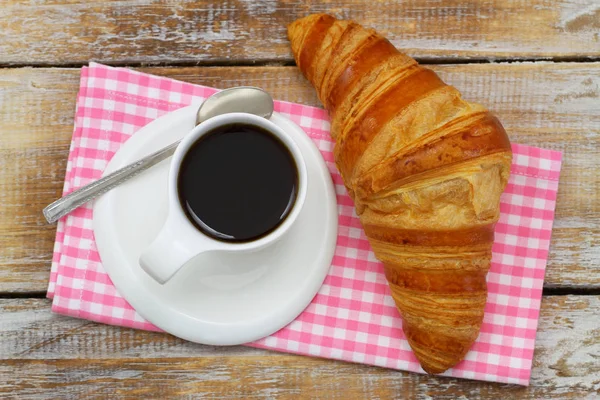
177 123 298 242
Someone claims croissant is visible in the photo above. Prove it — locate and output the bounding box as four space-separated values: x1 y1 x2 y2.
288 14 512 374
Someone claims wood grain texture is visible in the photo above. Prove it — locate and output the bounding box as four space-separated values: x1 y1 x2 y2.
1 296 599 398
0 69 79 293
0 63 598 292
0 0 599 66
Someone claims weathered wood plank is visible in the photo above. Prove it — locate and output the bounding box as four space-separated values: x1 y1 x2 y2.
0 0 599 66
1 297 598 398
0 63 598 292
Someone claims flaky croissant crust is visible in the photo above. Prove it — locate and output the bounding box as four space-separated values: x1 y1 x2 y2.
288 14 512 374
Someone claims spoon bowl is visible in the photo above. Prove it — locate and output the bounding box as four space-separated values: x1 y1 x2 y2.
196 86 273 124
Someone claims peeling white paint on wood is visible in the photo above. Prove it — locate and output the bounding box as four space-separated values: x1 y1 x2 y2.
1 1 598 397
558 2 600 33
0 0 599 65
0 297 598 398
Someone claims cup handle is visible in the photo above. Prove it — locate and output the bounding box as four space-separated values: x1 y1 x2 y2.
139 217 215 284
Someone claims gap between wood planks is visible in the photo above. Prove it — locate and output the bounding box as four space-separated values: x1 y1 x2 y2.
2 288 600 299
0 291 48 299
1 55 600 69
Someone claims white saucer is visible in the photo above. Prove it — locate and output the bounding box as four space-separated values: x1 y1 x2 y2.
93 105 338 345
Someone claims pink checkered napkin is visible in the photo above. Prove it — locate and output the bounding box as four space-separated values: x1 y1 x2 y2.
48 62 562 386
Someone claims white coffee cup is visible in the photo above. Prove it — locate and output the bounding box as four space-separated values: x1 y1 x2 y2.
139 113 308 284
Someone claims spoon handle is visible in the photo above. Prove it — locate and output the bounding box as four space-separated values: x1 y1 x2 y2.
43 140 181 224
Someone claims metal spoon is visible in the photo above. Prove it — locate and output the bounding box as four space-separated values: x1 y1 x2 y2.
43 86 274 224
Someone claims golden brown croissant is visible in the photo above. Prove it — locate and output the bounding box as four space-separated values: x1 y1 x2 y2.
288 14 512 374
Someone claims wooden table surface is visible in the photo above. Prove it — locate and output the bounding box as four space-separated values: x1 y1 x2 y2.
1 1 599 398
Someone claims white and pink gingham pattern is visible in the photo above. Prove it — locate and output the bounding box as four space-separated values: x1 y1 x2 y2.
48 62 562 386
